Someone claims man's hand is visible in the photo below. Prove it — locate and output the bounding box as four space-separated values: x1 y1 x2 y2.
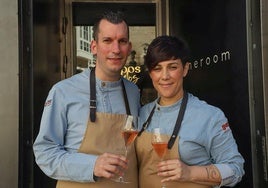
93 152 128 179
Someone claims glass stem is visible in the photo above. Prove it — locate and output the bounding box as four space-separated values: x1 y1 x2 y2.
125 146 128 157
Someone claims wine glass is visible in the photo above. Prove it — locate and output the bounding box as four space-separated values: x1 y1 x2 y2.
113 115 139 183
151 128 169 188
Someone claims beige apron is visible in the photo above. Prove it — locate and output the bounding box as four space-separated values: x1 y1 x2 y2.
136 131 211 188
57 112 138 188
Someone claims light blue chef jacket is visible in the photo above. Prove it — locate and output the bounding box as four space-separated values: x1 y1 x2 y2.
33 69 140 182
138 93 244 187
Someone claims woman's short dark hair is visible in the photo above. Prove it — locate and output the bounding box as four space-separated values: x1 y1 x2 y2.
92 10 129 41
144 35 190 72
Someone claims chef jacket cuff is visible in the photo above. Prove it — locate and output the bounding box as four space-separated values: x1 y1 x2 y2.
214 164 234 187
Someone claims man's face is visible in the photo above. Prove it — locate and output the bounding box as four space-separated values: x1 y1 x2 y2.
91 19 132 81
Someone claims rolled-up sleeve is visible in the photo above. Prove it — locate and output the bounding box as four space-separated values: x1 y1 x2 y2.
209 111 245 187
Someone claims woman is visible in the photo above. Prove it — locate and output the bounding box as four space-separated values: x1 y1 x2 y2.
136 35 244 188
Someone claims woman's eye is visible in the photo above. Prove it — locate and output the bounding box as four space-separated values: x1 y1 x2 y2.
169 66 178 70
152 67 161 71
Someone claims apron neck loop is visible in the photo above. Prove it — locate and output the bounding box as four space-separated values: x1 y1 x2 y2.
89 68 131 122
138 91 188 149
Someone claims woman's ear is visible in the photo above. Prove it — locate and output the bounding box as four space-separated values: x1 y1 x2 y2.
183 62 190 77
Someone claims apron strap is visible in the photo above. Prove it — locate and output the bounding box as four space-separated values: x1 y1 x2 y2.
168 91 188 149
90 68 96 122
89 68 131 122
122 80 131 115
138 105 156 136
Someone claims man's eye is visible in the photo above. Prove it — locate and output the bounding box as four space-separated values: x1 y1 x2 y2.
119 40 128 44
103 39 111 43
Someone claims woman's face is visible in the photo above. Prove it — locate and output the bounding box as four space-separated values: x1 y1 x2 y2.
149 59 189 105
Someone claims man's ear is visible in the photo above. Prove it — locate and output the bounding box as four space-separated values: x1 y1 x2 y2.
127 42 132 56
90 40 97 55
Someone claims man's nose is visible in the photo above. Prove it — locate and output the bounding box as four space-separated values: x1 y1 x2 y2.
111 42 120 53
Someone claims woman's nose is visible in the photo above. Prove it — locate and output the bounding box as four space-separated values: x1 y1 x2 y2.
161 69 170 80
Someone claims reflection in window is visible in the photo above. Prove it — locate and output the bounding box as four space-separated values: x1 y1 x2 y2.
76 26 94 72
79 26 91 52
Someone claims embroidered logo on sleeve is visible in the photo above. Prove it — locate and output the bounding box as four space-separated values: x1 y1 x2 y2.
221 122 230 132
44 99 52 107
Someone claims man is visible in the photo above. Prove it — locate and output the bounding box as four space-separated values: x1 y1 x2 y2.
33 10 140 188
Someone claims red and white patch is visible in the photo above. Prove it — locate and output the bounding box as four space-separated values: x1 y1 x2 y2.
221 122 230 132
44 99 52 107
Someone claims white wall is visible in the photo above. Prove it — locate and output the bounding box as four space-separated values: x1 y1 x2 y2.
0 1 19 188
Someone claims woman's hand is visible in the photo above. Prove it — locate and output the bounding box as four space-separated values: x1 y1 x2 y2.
157 158 191 182
157 159 221 186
